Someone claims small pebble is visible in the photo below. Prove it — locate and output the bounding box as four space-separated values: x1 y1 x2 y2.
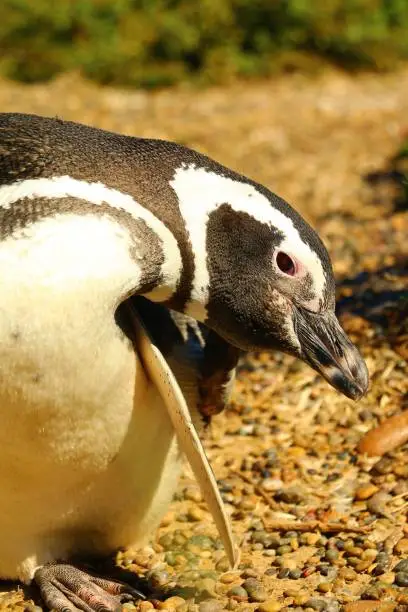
159 534 174 548
339 567 357 581
354 484 379 500
303 533 320 546
317 582 331 593
367 491 393 517
215 557 230 573
241 568 258 578
256 601 282 612
395 571 408 587
275 489 304 504
361 585 382 600
140 603 155 612
288 568 302 580
227 586 248 601
355 558 373 572
394 559 408 572
343 603 394 612
304 598 327 611
395 538 408 554
220 572 239 584
372 457 394 475
187 506 206 522
302 565 316 577
277 568 290 579
294 594 310 606
242 578 267 602
187 535 214 551
276 545 291 555
147 569 172 588
347 557 361 567
380 572 395 584
198 600 223 612
160 597 187 609
261 478 284 492
324 549 339 563
362 549 377 561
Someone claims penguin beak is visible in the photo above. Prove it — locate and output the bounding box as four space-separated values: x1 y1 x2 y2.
294 308 369 400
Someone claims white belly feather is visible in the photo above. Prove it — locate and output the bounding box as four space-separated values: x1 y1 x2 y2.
0 214 196 582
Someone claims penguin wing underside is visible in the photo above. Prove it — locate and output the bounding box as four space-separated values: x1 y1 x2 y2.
127 303 239 569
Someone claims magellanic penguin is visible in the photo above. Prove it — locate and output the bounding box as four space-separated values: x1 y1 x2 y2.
0 113 369 612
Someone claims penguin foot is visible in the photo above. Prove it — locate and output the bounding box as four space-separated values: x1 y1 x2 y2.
34 562 145 612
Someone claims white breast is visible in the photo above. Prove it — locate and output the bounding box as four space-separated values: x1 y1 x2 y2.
0 213 194 582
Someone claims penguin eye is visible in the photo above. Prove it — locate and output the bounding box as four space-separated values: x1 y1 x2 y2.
276 251 296 276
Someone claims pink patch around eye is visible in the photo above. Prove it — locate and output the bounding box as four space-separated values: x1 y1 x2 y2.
276 251 296 276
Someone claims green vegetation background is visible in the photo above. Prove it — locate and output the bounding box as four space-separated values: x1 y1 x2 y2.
1 0 408 88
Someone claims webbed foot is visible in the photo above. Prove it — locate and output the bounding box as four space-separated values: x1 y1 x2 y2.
34 562 144 611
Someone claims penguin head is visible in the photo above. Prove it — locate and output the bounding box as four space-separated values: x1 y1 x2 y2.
174 167 368 401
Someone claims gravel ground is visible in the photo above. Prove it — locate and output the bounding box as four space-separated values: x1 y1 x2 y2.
0 67 407 611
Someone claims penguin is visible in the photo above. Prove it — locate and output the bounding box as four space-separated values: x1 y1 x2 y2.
0 113 369 611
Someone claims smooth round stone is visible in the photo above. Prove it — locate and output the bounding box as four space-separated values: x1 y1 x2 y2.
241 578 267 602
395 538 408 554
198 600 223 612
343 603 394 612
288 568 302 579
354 484 379 500
276 545 291 555
159 534 174 548
215 557 230 573
257 601 282 612
355 558 373 572
187 506 206 522
261 478 284 492
159 597 187 609
394 559 408 572
277 568 290 579
187 535 214 550
395 571 408 587
276 489 304 503
227 585 248 600
380 572 395 584
219 572 238 584
147 569 172 588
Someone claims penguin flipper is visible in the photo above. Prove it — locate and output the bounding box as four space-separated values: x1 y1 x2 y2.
129 304 239 569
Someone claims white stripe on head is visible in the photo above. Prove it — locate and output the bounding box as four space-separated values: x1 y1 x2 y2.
0 176 182 300
170 164 326 317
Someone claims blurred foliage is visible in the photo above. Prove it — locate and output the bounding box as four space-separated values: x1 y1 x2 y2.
1 0 408 87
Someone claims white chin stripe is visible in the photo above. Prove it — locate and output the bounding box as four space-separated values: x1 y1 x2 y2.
170 165 326 314
0 176 182 296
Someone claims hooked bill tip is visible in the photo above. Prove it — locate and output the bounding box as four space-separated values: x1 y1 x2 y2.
323 355 369 400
